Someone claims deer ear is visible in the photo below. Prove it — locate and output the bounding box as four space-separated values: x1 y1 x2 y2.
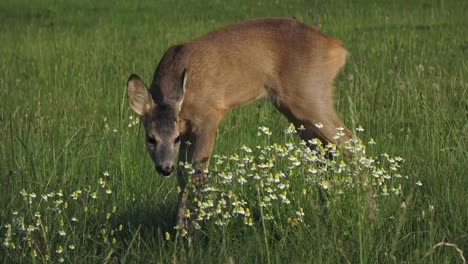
127 74 154 116
167 69 187 112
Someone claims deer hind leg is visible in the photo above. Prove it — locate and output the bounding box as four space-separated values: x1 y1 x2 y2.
273 83 353 147
272 44 353 145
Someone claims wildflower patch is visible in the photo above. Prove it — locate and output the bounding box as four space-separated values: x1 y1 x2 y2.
180 125 418 234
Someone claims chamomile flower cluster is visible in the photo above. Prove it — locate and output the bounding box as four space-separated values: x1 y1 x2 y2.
103 115 139 133
126 115 140 128
181 124 417 231
1 172 122 262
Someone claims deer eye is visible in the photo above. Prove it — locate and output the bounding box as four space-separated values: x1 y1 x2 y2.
146 136 157 145
174 135 181 144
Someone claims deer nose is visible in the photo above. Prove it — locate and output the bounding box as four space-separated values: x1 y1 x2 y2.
157 165 174 176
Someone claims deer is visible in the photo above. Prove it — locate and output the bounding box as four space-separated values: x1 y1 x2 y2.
127 17 354 229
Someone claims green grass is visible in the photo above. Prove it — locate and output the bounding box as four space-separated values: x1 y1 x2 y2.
1 0 467 263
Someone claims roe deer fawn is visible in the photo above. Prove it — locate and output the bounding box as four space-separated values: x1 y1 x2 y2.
127 17 354 228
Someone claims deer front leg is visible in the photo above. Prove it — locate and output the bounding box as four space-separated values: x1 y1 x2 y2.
189 117 220 189
175 130 195 231
175 116 221 229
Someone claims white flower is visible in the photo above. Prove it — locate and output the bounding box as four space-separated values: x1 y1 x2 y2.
296 208 305 217
258 126 272 136
320 180 331 190
237 176 247 185
416 64 424 72
285 123 297 134
241 145 252 153
56 246 63 254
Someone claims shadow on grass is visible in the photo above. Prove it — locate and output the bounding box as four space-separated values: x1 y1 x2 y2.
115 200 178 240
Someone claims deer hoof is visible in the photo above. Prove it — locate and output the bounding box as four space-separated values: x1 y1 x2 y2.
191 170 206 190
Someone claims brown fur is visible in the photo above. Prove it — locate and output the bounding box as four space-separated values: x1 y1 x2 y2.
127 18 353 228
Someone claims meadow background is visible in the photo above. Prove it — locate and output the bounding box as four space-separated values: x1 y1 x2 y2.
0 0 467 263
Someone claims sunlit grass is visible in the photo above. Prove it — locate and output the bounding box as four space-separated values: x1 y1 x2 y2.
2 175 122 263
1 0 467 263
2 123 420 263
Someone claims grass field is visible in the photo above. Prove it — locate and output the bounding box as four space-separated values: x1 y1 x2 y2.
1 0 467 263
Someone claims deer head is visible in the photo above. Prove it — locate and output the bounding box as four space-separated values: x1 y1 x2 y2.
127 70 187 176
